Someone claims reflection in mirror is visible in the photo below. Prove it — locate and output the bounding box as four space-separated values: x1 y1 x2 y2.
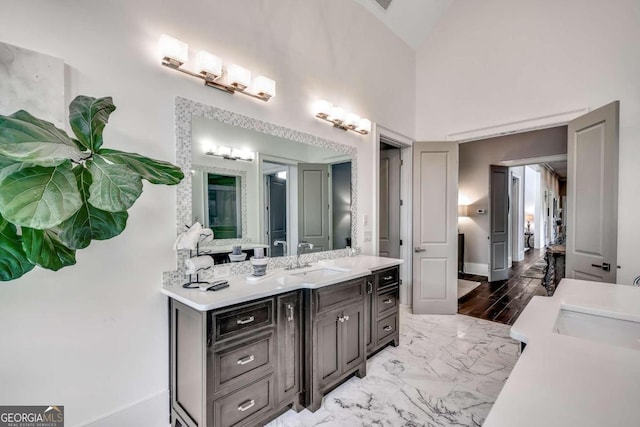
193 172 242 238
191 115 353 259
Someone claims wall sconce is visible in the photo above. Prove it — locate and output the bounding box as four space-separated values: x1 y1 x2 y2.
159 34 276 101
313 100 371 135
458 205 469 217
203 144 255 161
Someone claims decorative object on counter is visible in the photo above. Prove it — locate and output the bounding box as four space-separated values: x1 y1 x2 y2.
250 247 269 277
0 95 184 281
228 245 247 262
313 99 371 135
177 222 216 288
159 34 276 102
174 222 213 250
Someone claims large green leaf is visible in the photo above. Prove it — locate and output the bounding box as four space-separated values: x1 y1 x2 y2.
21 227 76 271
0 215 35 281
58 167 129 249
69 96 116 151
87 157 142 212
0 161 82 229
98 149 184 185
0 110 85 166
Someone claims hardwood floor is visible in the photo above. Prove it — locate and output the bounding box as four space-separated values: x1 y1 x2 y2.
458 249 548 325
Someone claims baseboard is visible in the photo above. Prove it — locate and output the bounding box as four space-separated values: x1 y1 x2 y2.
464 262 489 277
82 390 169 427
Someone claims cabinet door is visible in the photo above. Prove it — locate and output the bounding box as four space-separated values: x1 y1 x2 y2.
315 311 342 386
365 277 376 355
342 303 365 373
277 292 301 404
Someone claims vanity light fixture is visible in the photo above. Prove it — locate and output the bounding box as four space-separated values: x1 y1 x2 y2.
203 144 255 161
313 99 371 135
159 34 276 101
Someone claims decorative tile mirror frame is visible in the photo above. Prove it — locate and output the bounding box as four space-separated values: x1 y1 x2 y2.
164 97 358 285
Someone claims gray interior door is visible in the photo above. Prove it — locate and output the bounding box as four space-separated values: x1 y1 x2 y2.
412 141 458 314
566 101 619 283
267 175 287 257
489 165 509 282
298 163 329 252
379 147 401 258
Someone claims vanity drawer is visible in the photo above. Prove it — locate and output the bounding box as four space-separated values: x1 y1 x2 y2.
376 266 399 290
211 332 274 395
213 374 274 427
376 288 398 318
214 300 274 342
376 313 398 343
314 278 365 315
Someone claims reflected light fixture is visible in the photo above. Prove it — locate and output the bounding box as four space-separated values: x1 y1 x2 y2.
313 99 371 135
160 34 276 101
203 143 254 161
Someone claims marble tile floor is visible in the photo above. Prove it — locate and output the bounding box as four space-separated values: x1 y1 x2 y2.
268 305 519 427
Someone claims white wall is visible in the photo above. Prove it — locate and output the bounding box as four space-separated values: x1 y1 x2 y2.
416 0 640 284
0 1 415 425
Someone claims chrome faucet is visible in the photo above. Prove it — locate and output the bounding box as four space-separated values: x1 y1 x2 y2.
295 242 313 269
273 240 287 256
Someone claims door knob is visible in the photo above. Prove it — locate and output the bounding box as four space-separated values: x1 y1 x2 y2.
414 247 426 253
591 262 611 272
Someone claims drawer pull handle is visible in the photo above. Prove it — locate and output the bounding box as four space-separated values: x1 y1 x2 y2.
287 303 294 322
383 275 394 281
236 316 255 325
383 298 393 304
238 399 256 412
383 325 393 332
237 355 255 365
367 282 373 294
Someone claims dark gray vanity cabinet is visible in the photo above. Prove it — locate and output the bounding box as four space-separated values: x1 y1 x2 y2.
306 277 367 411
366 265 400 357
276 292 302 406
171 292 303 427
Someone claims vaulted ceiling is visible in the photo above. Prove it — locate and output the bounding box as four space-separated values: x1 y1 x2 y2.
351 0 454 50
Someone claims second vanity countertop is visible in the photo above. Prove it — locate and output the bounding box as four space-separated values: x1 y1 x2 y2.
161 255 403 312
484 279 640 427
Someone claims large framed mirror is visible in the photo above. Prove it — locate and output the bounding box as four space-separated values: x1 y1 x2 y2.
175 97 358 264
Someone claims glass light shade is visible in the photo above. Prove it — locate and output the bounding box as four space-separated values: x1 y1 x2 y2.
159 34 188 65
328 106 346 123
227 64 251 90
253 76 276 98
356 118 372 134
196 51 222 77
201 139 215 154
216 146 232 157
313 100 333 117
345 113 360 128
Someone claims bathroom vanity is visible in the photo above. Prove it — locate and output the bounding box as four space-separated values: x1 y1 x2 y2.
485 279 640 426
162 255 402 427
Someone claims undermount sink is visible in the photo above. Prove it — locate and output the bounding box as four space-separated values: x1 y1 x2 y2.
290 266 350 283
553 308 640 351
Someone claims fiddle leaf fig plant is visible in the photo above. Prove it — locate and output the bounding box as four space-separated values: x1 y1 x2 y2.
0 95 184 281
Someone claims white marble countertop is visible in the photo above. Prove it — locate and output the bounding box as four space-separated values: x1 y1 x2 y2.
161 255 403 311
485 279 640 427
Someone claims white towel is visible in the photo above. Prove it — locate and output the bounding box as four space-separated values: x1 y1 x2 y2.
175 222 214 250
184 255 213 275
199 228 214 244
